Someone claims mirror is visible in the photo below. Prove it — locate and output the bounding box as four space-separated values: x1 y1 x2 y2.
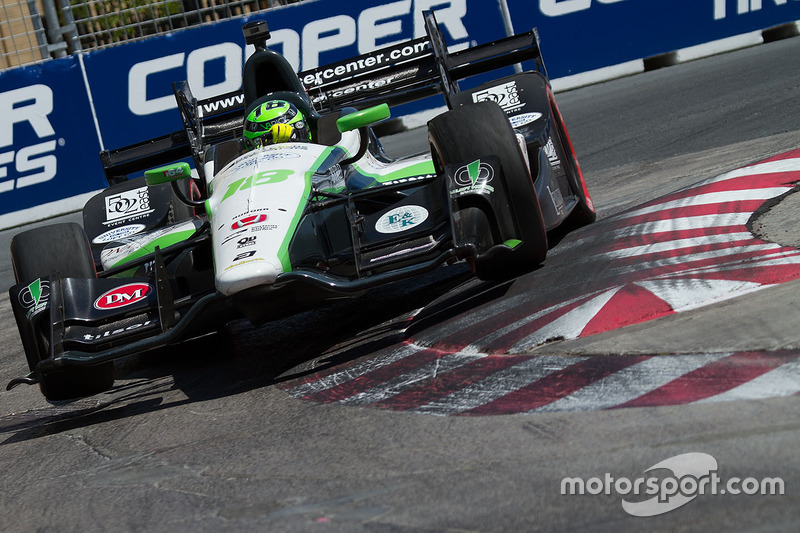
145 162 191 186
336 103 391 133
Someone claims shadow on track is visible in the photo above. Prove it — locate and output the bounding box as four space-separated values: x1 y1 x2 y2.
0 264 475 444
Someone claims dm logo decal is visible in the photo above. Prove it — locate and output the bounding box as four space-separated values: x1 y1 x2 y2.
375 205 429 234
94 283 151 310
231 214 268 230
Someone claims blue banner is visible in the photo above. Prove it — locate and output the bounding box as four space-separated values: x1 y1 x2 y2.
1 0 799 225
84 0 507 150
506 0 800 78
0 57 106 217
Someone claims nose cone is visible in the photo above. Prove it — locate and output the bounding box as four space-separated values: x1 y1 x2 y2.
216 259 282 296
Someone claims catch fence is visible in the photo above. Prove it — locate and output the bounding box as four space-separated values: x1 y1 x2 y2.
0 0 304 68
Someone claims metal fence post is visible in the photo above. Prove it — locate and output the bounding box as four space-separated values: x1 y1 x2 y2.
497 0 523 73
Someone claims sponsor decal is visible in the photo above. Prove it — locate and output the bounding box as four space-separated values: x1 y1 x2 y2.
0 84 59 193
268 144 309 151
233 250 257 261
104 186 154 226
451 159 495 196
547 185 565 215
381 174 435 187
301 38 430 88
18 278 50 318
509 112 543 128
472 81 523 113
258 151 301 161
92 224 146 244
544 137 561 166
98 220 200 269
221 228 248 245
94 283 151 310
200 93 245 116
251 224 279 232
81 319 156 341
369 240 438 263
237 236 257 248
375 205 429 234
223 257 265 271
231 214 268 230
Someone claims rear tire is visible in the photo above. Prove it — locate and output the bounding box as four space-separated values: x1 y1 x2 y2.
548 90 596 227
11 223 114 401
429 102 548 280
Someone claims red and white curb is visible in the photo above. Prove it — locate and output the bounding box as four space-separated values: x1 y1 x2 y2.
281 150 800 415
282 347 800 415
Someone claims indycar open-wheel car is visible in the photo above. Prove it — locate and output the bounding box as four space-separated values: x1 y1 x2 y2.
6 11 595 401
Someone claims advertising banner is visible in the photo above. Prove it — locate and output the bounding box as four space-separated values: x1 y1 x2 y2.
1 0 799 225
0 57 106 219
506 0 800 78
84 0 503 150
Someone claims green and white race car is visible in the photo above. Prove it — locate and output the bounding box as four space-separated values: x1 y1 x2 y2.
7 11 594 401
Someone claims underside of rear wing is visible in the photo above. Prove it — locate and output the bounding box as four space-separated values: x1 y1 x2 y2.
100 10 547 185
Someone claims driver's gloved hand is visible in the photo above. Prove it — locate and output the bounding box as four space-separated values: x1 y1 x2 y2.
269 123 294 143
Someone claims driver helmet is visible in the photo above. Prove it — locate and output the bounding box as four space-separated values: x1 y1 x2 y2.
243 100 311 149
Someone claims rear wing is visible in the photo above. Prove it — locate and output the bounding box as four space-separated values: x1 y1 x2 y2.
99 10 548 185
301 11 547 112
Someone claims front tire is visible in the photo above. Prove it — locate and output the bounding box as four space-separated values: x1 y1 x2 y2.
428 101 548 280
11 223 114 401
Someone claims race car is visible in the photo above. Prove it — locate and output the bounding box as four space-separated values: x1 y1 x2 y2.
7 11 595 401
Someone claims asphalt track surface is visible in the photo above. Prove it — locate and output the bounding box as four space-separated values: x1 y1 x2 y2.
1 37 799 531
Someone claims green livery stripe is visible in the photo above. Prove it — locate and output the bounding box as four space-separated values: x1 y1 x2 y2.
503 239 522 249
111 229 197 270
317 146 350 170
275 147 333 272
350 160 435 187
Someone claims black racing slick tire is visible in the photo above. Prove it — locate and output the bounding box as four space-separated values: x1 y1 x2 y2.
11 223 114 401
429 101 548 281
548 89 596 227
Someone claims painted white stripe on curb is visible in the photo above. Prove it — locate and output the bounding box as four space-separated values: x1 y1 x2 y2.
609 213 753 240
534 353 731 413
603 232 755 259
509 289 621 354
286 344 425 397
339 352 485 406
693 358 800 404
413 355 586 416
618 188 790 220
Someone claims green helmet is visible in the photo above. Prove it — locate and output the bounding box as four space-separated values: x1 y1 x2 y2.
243 100 311 148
